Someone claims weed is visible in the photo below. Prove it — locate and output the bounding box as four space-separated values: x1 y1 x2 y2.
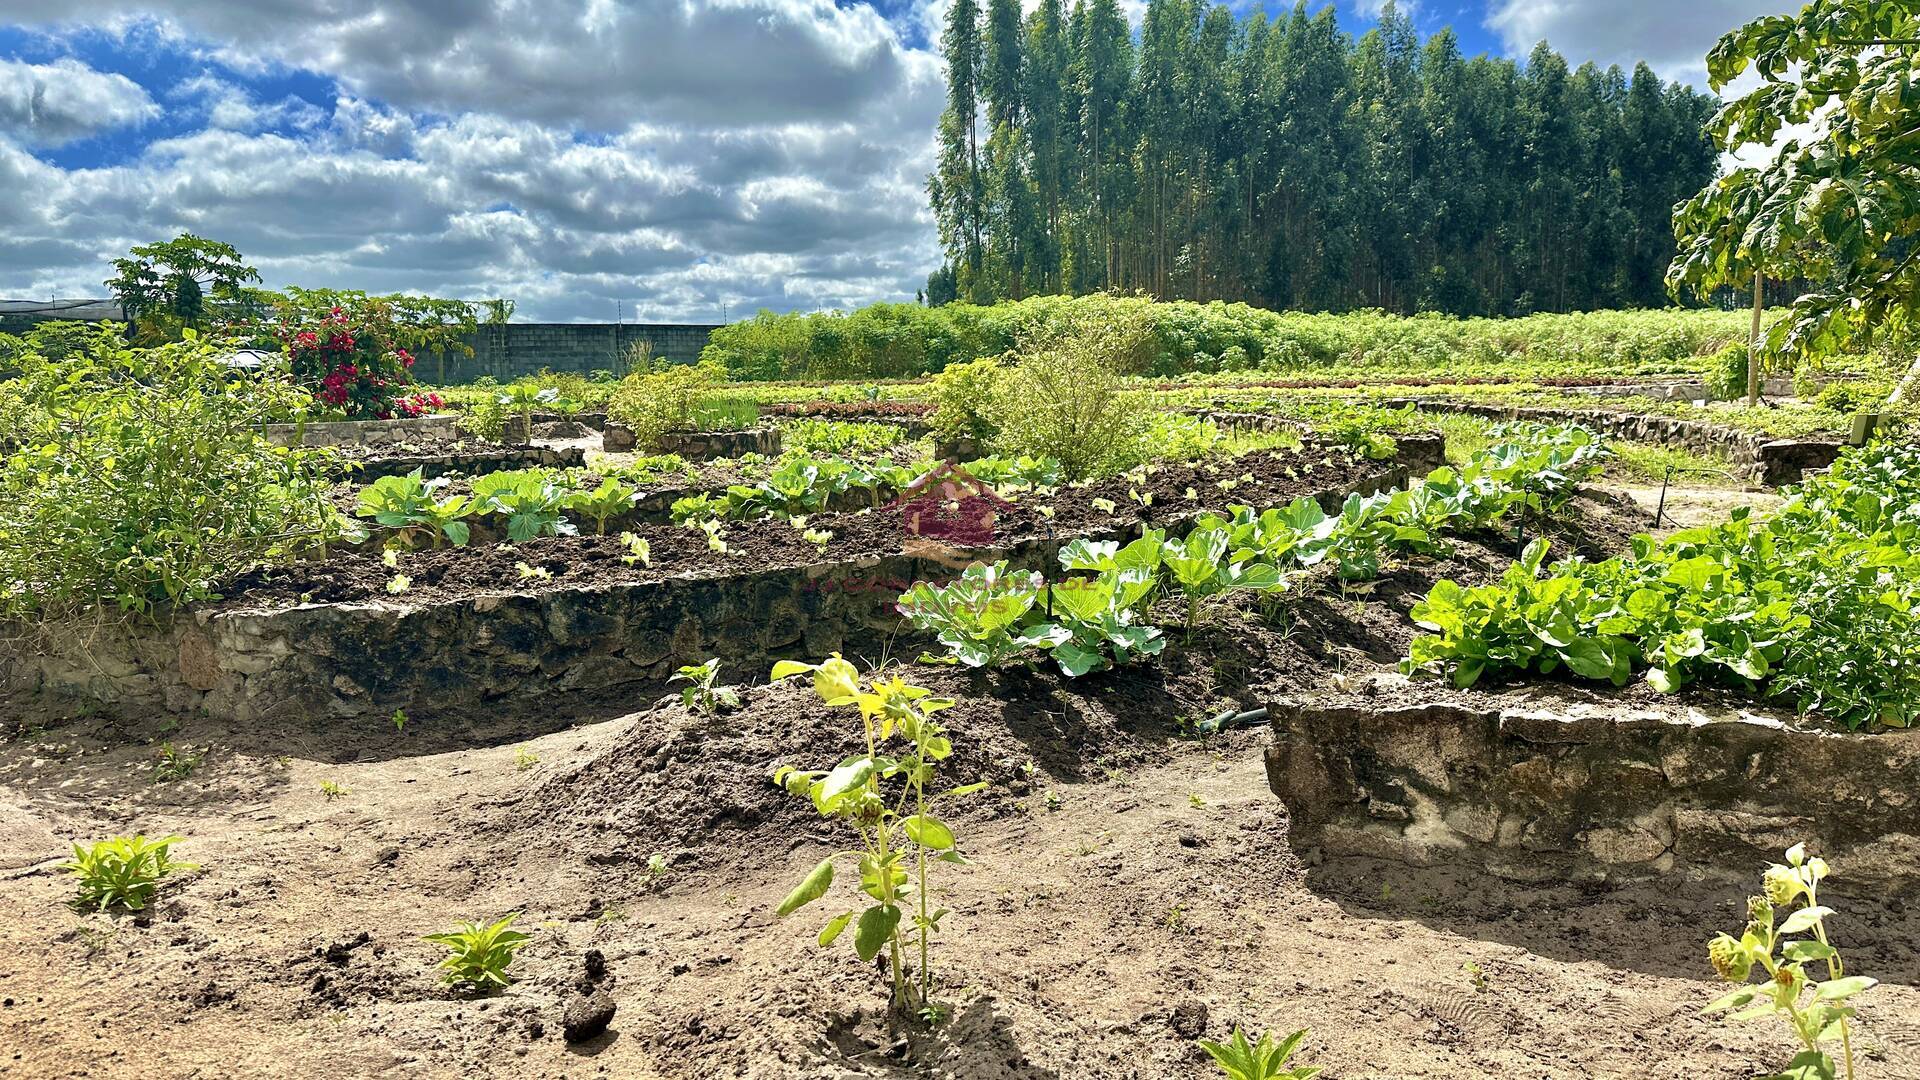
423 914 531 990
1462 961 1488 992
151 742 201 783
63 835 196 911
646 853 670 877
1188 792 1207 809
320 780 351 800
513 748 539 772
392 708 407 733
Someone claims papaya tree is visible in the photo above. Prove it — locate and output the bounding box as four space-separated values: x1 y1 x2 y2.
1669 0 1920 404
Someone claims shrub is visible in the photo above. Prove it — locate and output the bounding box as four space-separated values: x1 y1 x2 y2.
64 834 197 911
1813 380 1891 414
0 334 347 620
607 363 721 449
929 358 1004 442
1704 343 1750 401
987 307 1156 479
272 297 444 420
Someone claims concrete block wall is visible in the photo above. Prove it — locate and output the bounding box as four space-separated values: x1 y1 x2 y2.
422 323 723 383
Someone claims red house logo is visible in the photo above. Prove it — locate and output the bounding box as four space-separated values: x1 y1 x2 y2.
890 462 1010 567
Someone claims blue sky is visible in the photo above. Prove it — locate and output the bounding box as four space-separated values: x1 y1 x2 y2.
0 1 1780 321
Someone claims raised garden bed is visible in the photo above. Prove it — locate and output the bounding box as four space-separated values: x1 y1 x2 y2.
3 445 1422 724
602 424 782 458
1267 678 1920 893
1379 397 1845 486
266 414 461 448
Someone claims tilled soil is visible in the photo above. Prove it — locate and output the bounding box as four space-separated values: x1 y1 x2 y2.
224 446 1383 609
6 494 1913 1079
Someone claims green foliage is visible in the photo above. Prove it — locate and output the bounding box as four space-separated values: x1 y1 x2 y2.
929 358 1004 441
1671 0 1920 401
898 562 1054 668
566 478 638 535
471 469 578 542
106 233 260 342
422 914 532 989
1407 442 1920 728
781 418 906 455
769 656 986 1012
1199 1026 1321 1080
1477 422 1614 514
704 297 1757 383
1813 381 1891 416
672 658 740 714
1160 524 1287 633
1704 845 1871 1080
1704 343 1751 402
356 469 473 548
986 306 1156 479
0 333 348 620
607 363 721 449
63 834 197 912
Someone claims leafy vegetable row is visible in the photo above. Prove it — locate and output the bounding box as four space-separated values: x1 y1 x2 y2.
897 423 1608 677
1406 442 1920 729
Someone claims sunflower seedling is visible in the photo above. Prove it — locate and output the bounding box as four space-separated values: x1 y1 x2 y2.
1705 844 1872 1080
769 655 986 1017
672 658 740 714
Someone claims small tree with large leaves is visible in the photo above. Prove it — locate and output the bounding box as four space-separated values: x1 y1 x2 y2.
106 234 261 344
1669 0 1920 405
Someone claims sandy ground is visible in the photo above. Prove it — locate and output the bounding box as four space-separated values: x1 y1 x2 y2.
4 696 1916 1080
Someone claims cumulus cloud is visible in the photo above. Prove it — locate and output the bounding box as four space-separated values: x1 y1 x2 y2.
0 1 948 320
0 56 158 146
1486 0 1792 86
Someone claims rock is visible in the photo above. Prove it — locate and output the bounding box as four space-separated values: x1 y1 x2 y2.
561 990 616 1043
1168 1000 1209 1039
583 949 606 983
602 421 637 453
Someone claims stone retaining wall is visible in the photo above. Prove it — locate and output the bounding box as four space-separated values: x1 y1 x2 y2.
266 415 461 448
604 424 783 458
1378 398 1844 486
350 446 585 482
1266 682 1920 892
3 460 1420 725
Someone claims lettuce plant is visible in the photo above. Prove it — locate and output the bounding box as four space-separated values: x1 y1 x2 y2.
770 656 985 1015
897 562 1052 668
1160 524 1286 634
472 468 577 541
355 468 473 547
567 477 638 534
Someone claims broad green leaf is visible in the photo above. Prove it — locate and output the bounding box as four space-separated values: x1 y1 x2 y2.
853 904 901 962
777 856 835 916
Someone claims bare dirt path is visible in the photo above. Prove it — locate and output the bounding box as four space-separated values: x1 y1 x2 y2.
4 700 1915 1080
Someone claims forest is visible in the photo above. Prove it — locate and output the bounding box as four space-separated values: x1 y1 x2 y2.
927 0 1721 318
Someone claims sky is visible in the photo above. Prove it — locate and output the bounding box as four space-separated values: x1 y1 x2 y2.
0 1 1789 323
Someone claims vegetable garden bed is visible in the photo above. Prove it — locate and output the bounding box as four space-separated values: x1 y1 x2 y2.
2 444 1423 724
1268 680 1920 892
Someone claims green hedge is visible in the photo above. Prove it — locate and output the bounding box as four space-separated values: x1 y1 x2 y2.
701 295 1758 382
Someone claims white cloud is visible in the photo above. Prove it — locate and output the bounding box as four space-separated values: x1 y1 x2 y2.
0 1 950 320
1485 0 1794 86
0 56 158 146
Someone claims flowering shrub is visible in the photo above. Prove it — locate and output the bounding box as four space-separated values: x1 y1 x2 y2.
276 301 443 420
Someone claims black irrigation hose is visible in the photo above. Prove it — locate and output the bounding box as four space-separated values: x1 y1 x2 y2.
1196 706 1268 734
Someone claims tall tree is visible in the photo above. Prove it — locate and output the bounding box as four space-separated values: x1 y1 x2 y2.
929 0 987 301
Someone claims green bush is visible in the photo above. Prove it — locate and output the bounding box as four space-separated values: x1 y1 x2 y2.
987 307 1155 480
1704 343 1750 401
606 362 722 449
930 358 1004 442
1813 380 1891 414
0 332 347 620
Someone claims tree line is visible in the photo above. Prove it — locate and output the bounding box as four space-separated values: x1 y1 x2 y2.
928 0 1721 317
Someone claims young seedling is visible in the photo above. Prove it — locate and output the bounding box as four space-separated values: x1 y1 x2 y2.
513 748 539 772
567 478 639 535
769 655 986 1018
515 561 552 581
1199 1026 1321 1080
1705 844 1873 1080
392 708 407 733
423 914 531 990
1462 961 1488 992
672 658 740 715
319 780 351 801
151 742 201 783
617 531 653 566
63 835 197 912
